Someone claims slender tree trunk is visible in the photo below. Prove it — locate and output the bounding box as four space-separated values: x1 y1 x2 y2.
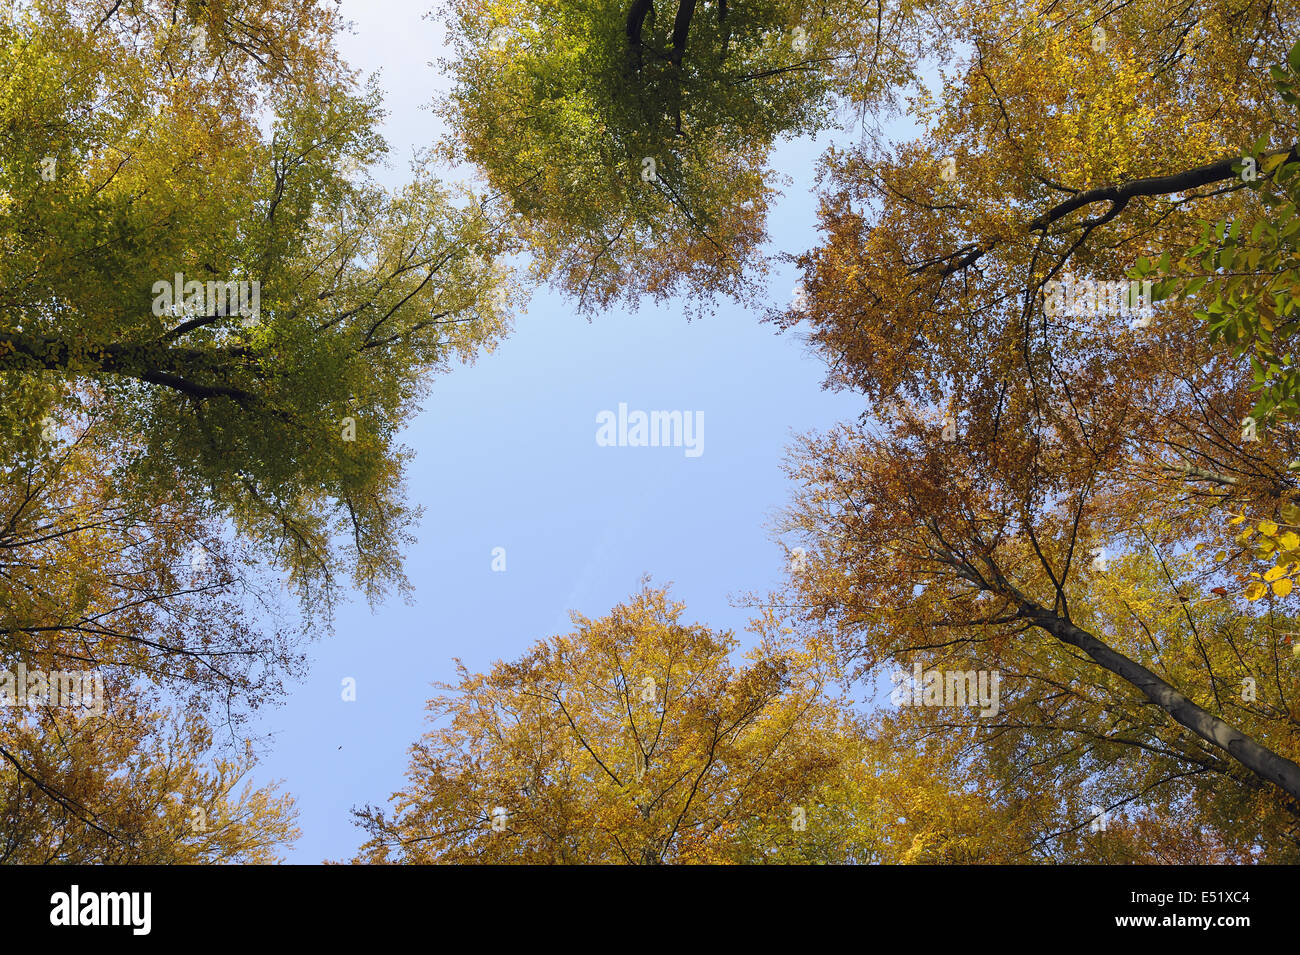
1014 594 1300 800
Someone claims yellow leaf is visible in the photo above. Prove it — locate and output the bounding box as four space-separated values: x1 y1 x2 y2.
1245 581 1268 600
1214 551 1227 562
1260 520 1279 536
1265 565 1288 581
1281 531 1300 550
1274 578 1294 597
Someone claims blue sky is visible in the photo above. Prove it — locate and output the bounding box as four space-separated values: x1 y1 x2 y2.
248 0 867 862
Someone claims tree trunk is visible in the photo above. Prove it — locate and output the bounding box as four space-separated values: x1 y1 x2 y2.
1015 594 1300 800
626 0 655 70
0 332 258 404
669 0 696 68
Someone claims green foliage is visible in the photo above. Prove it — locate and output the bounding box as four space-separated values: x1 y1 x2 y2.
1141 40 1300 425
0 0 515 603
438 0 909 310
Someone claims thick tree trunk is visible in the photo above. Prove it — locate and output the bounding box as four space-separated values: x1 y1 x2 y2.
669 0 696 68
626 0 654 67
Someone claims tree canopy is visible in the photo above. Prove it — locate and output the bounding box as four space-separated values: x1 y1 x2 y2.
762 2 1300 847
0 384 300 860
351 586 881 864
7 0 1300 864
436 0 926 310
0 0 515 603
439 0 1300 854
0 0 518 863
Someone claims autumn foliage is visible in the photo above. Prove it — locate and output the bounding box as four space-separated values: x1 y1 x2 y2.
5 0 1300 864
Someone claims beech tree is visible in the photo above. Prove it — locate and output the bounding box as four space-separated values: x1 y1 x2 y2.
786 532 1300 860
0 385 302 715
437 0 925 310
0 384 304 860
0 699 298 864
765 5 1300 845
0 0 514 601
350 587 876 864
442 0 1300 844
0 0 515 865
